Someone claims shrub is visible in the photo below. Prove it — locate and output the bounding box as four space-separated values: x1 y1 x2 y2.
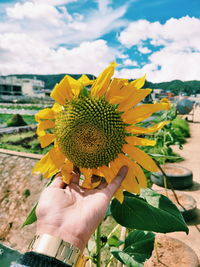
6 114 27 127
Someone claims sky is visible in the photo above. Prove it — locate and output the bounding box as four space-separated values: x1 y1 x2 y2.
0 0 199 82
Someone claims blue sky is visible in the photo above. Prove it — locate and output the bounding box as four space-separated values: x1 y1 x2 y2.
0 0 199 82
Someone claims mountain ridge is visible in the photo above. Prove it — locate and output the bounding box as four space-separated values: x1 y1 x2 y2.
1 74 200 95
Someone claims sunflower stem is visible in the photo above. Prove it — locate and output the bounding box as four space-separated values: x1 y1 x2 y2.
95 223 101 267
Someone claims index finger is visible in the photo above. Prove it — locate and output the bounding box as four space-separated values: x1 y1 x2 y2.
49 175 66 189
103 166 128 199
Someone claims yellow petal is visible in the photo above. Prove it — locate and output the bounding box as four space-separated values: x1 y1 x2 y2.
39 134 55 148
52 103 63 113
50 147 65 169
78 74 95 86
33 147 65 178
37 120 55 136
161 98 171 107
122 102 170 124
114 186 124 203
61 160 73 184
98 165 115 183
126 121 170 134
105 78 128 102
66 76 83 97
33 151 53 174
107 82 136 104
130 74 146 89
118 89 152 112
122 144 158 172
125 136 156 146
92 168 104 177
130 161 147 188
81 168 93 189
91 62 117 97
51 75 73 105
116 154 140 194
35 108 55 122
43 165 59 179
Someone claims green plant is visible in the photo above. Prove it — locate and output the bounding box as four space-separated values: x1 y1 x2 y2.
6 114 27 127
23 187 188 267
142 108 189 165
0 114 35 125
23 189 31 198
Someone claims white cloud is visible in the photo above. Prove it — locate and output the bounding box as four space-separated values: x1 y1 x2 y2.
0 0 128 75
118 16 200 81
123 59 138 66
6 2 62 25
4 0 128 45
119 16 200 52
138 45 151 54
0 34 116 75
33 0 77 5
117 49 200 82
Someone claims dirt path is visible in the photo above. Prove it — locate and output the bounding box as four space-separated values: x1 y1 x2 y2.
153 108 200 261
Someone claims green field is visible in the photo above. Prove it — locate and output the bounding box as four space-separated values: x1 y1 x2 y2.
0 114 36 125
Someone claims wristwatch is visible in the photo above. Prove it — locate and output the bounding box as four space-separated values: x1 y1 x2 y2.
28 234 87 266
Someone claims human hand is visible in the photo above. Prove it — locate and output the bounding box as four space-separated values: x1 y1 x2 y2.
36 166 128 252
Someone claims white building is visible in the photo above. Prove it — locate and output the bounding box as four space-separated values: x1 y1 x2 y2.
0 76 45 97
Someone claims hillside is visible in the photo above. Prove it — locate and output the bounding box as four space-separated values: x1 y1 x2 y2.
2 74 200 95
145 80 200 95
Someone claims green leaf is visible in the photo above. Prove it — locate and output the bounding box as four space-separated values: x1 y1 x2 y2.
148 153 182 160
22 203 37 227
108 235 124 247
111 249 143 267
111 230 155 267
104 204 111 220
111 189 188 234
80 86 89 97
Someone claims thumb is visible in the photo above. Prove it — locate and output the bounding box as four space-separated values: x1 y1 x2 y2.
104 166 128 198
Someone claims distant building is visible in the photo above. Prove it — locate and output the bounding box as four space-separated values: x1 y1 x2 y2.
152 88 174 101
0 76 45 97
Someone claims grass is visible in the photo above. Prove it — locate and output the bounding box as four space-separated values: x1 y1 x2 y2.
0 131 35 142
0 130 52 154
0 114 36 125
0 105 44 110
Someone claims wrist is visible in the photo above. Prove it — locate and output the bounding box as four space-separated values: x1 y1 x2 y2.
36 221 86 252
28 234 82 266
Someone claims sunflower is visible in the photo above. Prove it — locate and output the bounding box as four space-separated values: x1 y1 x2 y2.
33 63 170 202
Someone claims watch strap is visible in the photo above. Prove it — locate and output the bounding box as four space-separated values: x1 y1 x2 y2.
28 234 81 266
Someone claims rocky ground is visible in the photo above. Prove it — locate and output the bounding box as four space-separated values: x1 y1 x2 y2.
0 153 46 252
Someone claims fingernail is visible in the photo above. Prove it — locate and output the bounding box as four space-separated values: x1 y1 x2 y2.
118 165 128 178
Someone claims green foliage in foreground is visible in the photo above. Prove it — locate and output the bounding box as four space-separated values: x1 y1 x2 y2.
23 188 188 267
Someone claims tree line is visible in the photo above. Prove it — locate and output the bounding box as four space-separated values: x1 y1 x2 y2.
2 74 200 96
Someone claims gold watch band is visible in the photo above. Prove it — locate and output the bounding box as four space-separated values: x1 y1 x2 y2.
28 234 85 266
